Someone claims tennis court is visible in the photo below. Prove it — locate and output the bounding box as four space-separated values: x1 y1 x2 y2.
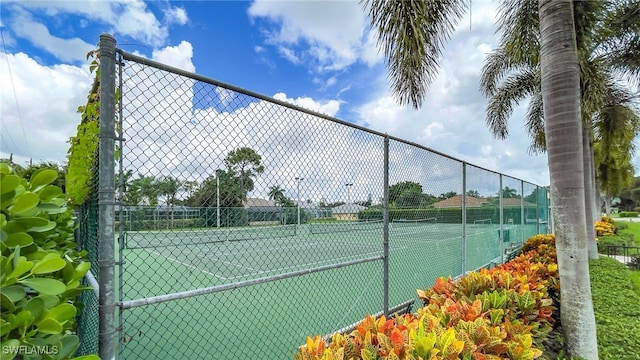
116 219 534 359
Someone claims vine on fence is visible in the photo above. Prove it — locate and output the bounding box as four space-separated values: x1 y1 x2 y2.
66 51 100 207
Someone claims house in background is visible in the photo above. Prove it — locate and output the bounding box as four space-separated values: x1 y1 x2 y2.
294 200 332 219
432 195 487 208
331 203 366 221
243 198 281 225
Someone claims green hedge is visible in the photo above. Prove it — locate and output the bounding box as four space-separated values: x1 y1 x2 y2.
358 206 532 224
620 211 639 218
199 207 248 227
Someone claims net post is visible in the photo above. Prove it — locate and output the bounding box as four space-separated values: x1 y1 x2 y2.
461 162 467 275
98 33 117 360
383 135 390 316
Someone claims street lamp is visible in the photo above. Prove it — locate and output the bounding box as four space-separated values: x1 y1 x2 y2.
345 183 353 204
295 177 304 226
216 169 223 228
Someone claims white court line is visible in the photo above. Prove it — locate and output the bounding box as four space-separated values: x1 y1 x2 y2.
165 243 266 272
224 246 405 280
198 240 385 258
148 240 403 282
147 249 229 281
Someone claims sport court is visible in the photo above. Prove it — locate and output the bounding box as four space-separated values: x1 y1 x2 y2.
117 218 534 359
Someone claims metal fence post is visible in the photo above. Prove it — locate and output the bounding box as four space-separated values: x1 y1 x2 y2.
520 181 525 245
98 33 117 360
499 174 504 264
383 135 390 316
461 162 467 275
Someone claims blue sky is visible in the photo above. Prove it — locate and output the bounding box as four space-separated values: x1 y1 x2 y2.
1 0 596 194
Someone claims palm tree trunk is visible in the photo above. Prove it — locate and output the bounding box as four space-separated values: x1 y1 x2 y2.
583 123 599 259
538 0 598 358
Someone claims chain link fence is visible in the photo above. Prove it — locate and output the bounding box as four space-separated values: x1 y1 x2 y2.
75 175 99 356
78 35 551 359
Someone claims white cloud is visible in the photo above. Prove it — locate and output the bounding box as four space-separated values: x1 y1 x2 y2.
5 0 186 53
0 52 92 164
151 41 195 72
8 7 95 62
116 61 389 204
248 0 375 71
0 40 196 168
354 22 551 187
164 6 189 26
277 46 300 64
360 29 382 67
272 93 340 116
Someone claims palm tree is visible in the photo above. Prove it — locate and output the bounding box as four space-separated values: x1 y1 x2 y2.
538 2 597 356
158 176 183 228
479 0 640 260
362 0 600 357
501 186 519 199
129 175 160 206
268 185 287 206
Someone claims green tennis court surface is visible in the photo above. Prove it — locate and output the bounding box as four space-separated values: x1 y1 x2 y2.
117 222 538 359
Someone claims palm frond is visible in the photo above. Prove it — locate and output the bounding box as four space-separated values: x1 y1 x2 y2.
597 0 640 86
485 68 537 139
525 89 546 154
480 48 512 97
496 0 539 66
362 0 467 109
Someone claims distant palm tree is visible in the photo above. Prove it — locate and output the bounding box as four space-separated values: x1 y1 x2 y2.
500 186 519 199
159 176 183 228
268 185 287 206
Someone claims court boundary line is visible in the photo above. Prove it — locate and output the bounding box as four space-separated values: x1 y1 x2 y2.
147 249 230 281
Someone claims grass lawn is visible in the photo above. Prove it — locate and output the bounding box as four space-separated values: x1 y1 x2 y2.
631 270 640 298
617 220 640 242
589 257 640 360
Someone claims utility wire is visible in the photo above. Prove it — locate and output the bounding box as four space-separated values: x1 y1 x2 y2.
1 121 20 154
1 28 32 160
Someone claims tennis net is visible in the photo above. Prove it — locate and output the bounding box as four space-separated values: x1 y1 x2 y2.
125 225 297 249
309 220 383 234
473 219 493 226
390 217 437 226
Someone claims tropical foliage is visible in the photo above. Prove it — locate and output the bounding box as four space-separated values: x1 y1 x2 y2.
67 51 101 207
295 234 559 360
0 163 98 359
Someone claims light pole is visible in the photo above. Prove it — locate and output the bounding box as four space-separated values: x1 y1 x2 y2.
216 169 223 228
295 177 304 226
345 183 353 204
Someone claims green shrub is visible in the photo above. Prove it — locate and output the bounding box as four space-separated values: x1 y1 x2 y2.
358 206 529 224
597 233 635 254
0 163 98 360
615 222 629 231
619 211 639 218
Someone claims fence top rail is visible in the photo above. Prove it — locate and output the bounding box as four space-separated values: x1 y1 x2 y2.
116 48 541 187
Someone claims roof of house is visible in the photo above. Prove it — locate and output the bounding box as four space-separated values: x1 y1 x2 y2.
243 198 277 208
332 203 366 214
502 198 536 207
432 196 536 208
294 200 318 209
432 195 487 208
